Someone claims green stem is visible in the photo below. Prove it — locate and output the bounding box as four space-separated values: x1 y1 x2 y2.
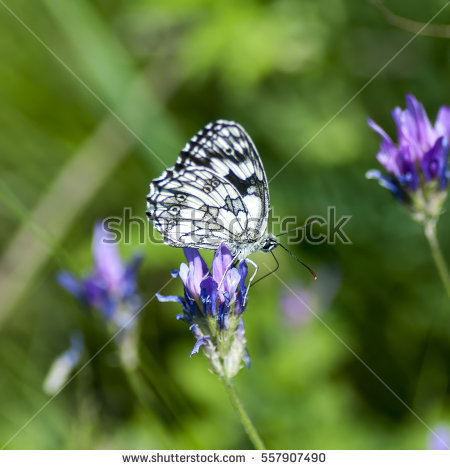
222 378 266 450
424 219 450 297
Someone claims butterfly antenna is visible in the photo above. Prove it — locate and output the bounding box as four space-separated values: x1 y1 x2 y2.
277 242 318 280
275 219 319 237
252 251 280 286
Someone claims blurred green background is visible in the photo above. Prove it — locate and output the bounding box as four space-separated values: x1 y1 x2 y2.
0 0 449 449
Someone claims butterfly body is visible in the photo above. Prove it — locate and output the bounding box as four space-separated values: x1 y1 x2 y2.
147 120 277 259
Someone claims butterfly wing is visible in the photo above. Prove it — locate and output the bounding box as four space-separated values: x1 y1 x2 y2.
147 120 270 251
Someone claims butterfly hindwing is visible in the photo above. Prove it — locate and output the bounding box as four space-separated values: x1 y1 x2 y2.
147 120 270 252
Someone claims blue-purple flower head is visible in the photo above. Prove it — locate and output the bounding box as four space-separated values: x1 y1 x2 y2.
43 332 84 395
428 425 450 450
280 265 341 328
157 243 250 378
366 94 449 217
58 222 142 328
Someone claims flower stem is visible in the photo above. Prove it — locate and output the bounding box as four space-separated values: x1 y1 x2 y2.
424 219 450 297
222 378 266 449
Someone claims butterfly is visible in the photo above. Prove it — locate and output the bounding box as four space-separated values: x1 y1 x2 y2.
146 119 278 260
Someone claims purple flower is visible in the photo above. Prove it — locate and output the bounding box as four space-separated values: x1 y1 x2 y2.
58 222 142 326
281 287 315 327
43 332 84 395
429 425 450 450
157 243 250 377
366 94 449 208
280 265 341 327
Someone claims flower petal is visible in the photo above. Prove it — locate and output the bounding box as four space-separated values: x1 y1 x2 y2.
434 105 450 138
182 248 208 298
156 293 184 304
368 118 399 175
82 277 110 314
92 222 125 292
189 323 203 338
367 118 393 143
420 137 447 181
238 260 248 289
392 106 422 161
405 94 436 149
395 145 419 191
226 267 241 302
236 320 250 369
365 170 410 202
43 332 84 395
57 272 81 298
178 263 189 287
440 161 449 190
243 349 251 369
212 243 234 286
235 260 248 312
190 335 211 356
123 254 143 298
200 277 218 316
216 296 230 330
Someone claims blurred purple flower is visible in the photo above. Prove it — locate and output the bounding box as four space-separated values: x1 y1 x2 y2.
280 265 341 327
429 425 450 450
58 222 142 326
281 287 316 327
366 94 449 210
157 243 249 377
43 332 84 395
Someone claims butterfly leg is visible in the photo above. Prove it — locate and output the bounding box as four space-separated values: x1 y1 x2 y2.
243 258 258 305
217 254 239 292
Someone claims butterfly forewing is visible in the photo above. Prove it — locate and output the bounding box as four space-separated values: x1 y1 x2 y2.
147 120 270 255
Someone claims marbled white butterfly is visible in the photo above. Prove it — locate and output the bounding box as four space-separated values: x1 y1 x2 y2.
146 120 278 260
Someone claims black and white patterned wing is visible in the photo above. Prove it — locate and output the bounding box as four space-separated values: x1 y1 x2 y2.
146 120 270 251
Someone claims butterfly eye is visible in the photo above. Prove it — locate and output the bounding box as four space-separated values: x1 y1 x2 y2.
262 238 277 252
